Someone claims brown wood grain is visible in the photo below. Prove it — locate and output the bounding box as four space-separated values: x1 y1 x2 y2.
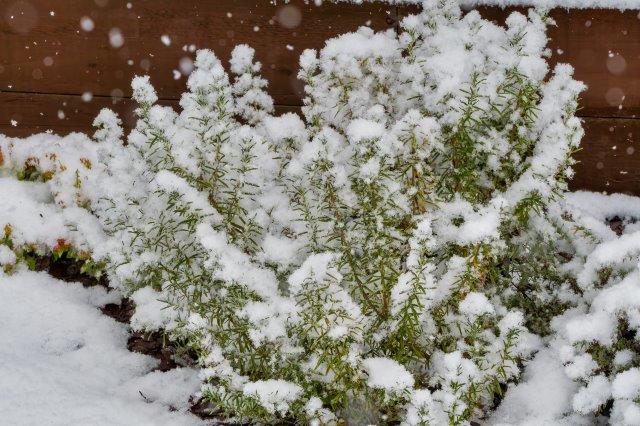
1 0 396 104
503 8 640 119
571 118 640 195
0 91 298 137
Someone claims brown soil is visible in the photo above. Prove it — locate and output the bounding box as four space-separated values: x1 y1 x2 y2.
44 255 110 289
608 216 626 236
100 298 135 323
127 331 177 372
189 397 222 420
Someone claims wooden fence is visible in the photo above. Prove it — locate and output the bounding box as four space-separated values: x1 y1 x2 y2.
1 1 638 194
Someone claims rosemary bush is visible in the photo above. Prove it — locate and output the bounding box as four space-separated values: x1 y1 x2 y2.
3 1 588 424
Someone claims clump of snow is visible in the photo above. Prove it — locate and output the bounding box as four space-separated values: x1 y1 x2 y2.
322 27 399 59
0 177 105 255
132 75 159 105
489 346 579 425
242 380 302 415
565 191 640 223
0 244 16 268
459 292 495 317
362 357 415 392
122 368 202 411
260 234 304 268
288 252 340 293
129 287 178 332
346 118 386 143
612 368 640 401
572 375 611 414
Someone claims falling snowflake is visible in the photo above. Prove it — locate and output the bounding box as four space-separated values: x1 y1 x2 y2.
80 17 94 32
109 28 124 48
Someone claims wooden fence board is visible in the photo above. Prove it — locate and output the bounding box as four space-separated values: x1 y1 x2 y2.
0 92 144 137
0 91 297 137
551 9 640 119
572 117 640 194
1 0 396 104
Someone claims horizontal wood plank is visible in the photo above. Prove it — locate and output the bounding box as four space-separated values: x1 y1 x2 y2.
0 0 396 105
0 91 298 137
550 8 640 119
571 117 639 194
0 92 140 136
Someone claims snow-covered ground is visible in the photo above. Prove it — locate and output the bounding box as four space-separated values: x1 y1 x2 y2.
0 270 202 426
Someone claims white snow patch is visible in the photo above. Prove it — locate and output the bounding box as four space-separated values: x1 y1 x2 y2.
489 347 578 425
242 380 302 415
129 287 178 332
362 357 415 392
0 270 201 425
459 292 495 317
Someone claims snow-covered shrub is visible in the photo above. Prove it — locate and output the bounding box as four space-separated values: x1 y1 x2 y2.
260 1 582 423
537 193 640 424
0 1 587 424
0 133 108 274
87 1 587 423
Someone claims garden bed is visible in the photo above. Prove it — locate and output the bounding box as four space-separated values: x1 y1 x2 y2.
2 1 640 424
